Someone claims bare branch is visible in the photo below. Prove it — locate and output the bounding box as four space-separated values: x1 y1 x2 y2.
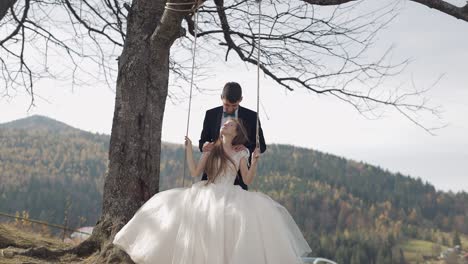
0 0 128 97
0 0 450 133
0 0 17 21
0 0 29 46
62 0 123 47
195 0 439 132
410 0 468 22
301 0 358 5
301 0 468 22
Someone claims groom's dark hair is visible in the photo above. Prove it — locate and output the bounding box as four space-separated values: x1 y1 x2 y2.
221 82 242 103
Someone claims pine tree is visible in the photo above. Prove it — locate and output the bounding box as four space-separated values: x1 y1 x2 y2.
452 231 461 247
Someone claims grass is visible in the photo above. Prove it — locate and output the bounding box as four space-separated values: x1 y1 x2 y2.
397 230 468 264
0 223 85 264
398 239 447 264
2 221 467 264
0 223 70 250
460 233 468 248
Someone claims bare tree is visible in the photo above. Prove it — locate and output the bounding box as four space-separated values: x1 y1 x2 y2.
0 0 461 262
0 0 127 106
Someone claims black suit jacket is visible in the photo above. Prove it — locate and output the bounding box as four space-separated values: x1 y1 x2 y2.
198 106 267 190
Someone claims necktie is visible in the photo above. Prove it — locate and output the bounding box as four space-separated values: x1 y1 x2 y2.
223 112 235 118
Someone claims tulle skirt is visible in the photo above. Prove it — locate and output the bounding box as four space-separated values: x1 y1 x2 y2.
113 181 311 264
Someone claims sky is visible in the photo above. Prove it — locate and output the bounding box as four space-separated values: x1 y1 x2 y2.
1 0 467 192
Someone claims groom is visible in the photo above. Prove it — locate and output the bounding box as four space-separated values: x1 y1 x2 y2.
198 82 267 190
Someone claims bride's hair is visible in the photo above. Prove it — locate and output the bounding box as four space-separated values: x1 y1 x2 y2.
205 119 249 184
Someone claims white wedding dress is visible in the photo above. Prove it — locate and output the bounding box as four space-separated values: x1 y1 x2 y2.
113 150 311 264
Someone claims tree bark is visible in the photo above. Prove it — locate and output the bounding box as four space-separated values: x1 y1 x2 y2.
88 0 189 262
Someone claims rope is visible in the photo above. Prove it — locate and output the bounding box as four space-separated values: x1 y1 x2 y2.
182 3 201 187
255 0 262 149
165 2 198 13
179 0 260 187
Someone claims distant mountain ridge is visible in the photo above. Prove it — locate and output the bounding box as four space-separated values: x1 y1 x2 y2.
0 115 76 132
1 115 467 263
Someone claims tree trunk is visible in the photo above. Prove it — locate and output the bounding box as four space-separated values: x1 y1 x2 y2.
85 0 188 262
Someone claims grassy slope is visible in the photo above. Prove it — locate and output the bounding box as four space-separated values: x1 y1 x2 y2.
398 232 468 264
1 222 468 264
0 223 93 264
399 239 445 263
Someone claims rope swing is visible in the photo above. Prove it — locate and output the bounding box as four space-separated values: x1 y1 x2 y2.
164 1 203 187
178 0 263 187
183 5 200 188
255 0 262 150
166 3 338 264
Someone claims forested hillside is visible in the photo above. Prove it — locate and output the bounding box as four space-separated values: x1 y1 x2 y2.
1 115 467 263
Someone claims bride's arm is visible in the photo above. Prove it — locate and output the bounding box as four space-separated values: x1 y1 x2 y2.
239 148 260 185
185 136 208 177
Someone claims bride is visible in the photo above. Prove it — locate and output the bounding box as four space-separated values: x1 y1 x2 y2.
113 118 311 264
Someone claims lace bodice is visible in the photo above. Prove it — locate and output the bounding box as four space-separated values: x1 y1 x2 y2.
208 149 249 186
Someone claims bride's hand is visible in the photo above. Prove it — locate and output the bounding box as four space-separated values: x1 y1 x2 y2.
202 142 214 152
251 147 260 163
185 136 192 147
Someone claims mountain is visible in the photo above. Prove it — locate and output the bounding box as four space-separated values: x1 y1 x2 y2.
0 115 76 132
0 115 109 230
0 115 467 263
